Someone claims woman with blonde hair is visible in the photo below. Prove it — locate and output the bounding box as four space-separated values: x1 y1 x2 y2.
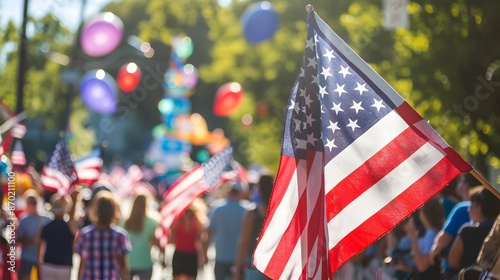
123 192 162 280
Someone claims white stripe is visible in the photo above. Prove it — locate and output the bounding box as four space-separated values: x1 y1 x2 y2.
161 180 206 216
41 167 71 190
414 119 450 150
324 110 408 194
75 157 102 169
166 167 204 200
255 151 323 278
254 163 303 273
76 169 100 179
327 142 444 249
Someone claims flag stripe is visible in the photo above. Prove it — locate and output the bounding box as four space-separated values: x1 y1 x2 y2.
324 110 408 194
163 165 204 202
327 142 444 250
257 151 323 279
328 157 461 271
160 180 206 222
254 156 303 271
41 167 70 193
157 146 233 247
325 126 428 221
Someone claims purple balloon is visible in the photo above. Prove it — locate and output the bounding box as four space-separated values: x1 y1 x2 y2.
81 13 123 57
80 70 118 114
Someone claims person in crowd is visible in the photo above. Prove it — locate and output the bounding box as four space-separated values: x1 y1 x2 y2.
474 214 500 279
123 192 163 280
233 174 274 280
205 181 248 280
382 223 413 280
171 198 207 280
447 188 500 278
17 189 51 280
430 173 481 273
75 192 132 280
438 180 461 218
38 191 78 280
79 184 112 229
405 198 444 279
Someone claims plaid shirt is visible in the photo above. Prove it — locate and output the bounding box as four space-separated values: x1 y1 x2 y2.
75 224 132 280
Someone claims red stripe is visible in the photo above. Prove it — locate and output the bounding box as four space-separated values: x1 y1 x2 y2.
325 127 427 221
262 159 308 278
328 157 461 272
396 102 471 172
257 155 298 238
262 151 325 279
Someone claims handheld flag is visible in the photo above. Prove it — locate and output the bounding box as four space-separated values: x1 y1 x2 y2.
74 149 103 187
253 9 471 279
155 145 233 247
10 138 27 172
41 137 78 195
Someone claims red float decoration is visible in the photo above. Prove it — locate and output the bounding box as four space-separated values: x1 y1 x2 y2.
213 82 244 117
117 63 141 93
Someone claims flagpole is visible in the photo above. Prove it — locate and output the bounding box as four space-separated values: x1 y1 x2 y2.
470 169 500 200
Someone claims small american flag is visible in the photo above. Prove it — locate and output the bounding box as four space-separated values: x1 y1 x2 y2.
41 137 78 195
74 149 103 187
253 10 471 279
11 138 27 172
155 145 233 247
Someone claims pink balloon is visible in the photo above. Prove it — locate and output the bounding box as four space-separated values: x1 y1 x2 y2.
81 13 124 57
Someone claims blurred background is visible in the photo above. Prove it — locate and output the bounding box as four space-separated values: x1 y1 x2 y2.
1 0 500 188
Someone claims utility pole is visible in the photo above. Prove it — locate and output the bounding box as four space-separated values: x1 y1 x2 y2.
16 0 29 114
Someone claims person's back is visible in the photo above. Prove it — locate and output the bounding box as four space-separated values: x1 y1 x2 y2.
209 199 247 261
123 193 161 280
207 181 247 280
75 193 132 280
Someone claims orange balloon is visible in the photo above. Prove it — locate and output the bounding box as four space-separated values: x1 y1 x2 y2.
190 113 209 145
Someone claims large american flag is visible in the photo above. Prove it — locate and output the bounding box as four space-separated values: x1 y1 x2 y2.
11 138 27 172
155 145 233 247
74 149 103 187
41 137 78 195
253 10 471 279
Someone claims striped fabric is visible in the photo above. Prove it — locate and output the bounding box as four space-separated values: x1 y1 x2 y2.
253 10 471 279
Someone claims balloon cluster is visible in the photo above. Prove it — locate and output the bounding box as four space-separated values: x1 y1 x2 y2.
79 13 143 114
146 36 200 170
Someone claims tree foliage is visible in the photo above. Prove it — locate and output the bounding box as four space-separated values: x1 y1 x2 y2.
1 0 499 176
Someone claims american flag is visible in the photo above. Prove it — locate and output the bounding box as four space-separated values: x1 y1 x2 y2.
41 137 78 195
11 138 27 172
114 164 145 198
74 149 103 187
220 160 248 184
253 10 471 279
155 145 233 247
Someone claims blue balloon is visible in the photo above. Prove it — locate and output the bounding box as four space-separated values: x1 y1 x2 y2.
241 1 279 44
80 69 117 114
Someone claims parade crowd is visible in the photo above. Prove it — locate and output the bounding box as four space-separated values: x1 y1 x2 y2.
0 161 499 280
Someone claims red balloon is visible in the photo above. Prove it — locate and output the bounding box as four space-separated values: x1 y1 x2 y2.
117 63 141 93
213 82 244 116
